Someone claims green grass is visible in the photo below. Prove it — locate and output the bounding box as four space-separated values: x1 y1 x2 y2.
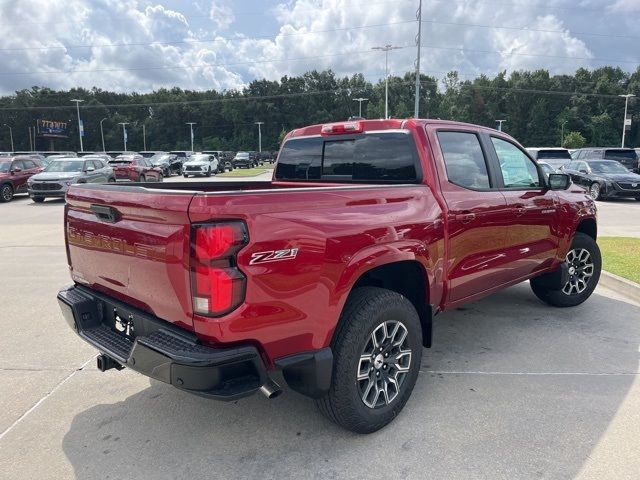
218 168 269 177
598 237 640 284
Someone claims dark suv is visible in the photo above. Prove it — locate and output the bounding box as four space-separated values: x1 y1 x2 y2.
572 148 639 173
0 156 44 202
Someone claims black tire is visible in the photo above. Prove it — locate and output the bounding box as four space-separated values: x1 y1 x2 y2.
315 287 422 434
530 232 601 307
108 178 116 183
588 182 602 200
139 174 146 182
205 168 211 177
157 173 163 182
32 196 45 203
1 183 13 202
183 173 189 178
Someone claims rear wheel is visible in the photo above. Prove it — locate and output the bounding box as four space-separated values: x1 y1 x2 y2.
139 174 146 182
530 232 601 307
1 183 13 202
32 196 45 203
315 287 422 434
183 173 189 178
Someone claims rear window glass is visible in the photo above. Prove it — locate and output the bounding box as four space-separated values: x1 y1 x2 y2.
604 150 637 161
536 150 571 160
275 132 419 182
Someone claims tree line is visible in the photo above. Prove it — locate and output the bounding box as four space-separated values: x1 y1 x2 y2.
0 66 639 153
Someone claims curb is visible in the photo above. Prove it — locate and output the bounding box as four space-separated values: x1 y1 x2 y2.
600 270 640 300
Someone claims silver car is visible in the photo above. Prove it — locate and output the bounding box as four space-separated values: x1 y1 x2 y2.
182 153 221 177
28 157 115 203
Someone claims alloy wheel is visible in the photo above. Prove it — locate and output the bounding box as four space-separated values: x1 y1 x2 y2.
1 185 12 201
589 183 600 200
356 320 412 409
562 248 594 295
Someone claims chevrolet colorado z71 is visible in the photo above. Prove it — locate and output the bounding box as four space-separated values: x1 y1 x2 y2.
57 119 600 433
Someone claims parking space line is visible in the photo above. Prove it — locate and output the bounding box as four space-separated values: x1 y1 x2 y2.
421 370 639 376
0 355 96 442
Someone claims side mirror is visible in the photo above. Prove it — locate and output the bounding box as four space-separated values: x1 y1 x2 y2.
85 166 95 172
11 167 22 173
548 173 571 190
579 169 588 174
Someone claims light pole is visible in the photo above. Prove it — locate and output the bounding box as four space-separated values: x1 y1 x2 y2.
353 98 368 117
186 122 196 152
372 44 401 119
255 122 264 152
3 124 14 151
100 118 107 152
118 122 129 151
496 119 506 131
142 124 147 151
619 94 635 148
28 127 33 151
70 99 84 152
414 0 423 118
560 120 567 147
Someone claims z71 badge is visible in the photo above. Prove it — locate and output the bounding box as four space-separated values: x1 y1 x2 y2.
250 248 299 265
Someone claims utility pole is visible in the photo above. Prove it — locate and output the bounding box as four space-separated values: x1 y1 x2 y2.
372 44 401 119
619 94 635 148
255 122 264 152
118 122 129 151
496 119 506 132
32 124 37 151
414 0 423 118
3 124 14 151
28 127 33 151
186 122 196 152
353 98 368 117
70 99 84 152
142 124 147 151
100 118 107 152
560 120 567 147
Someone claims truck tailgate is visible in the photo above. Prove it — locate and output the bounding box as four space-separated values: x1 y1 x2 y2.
65 185 196 330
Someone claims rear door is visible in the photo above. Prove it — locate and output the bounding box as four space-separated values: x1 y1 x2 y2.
430 129 511 303
488 135 560 279
65 186 196 329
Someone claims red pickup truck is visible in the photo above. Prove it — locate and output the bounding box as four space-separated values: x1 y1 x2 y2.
57 119 600 433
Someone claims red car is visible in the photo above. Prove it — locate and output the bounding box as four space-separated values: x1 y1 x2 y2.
0 156 44 202
58 119 600 433
109 154 163 182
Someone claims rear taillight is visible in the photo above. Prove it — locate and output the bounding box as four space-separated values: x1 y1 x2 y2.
191 222 248 316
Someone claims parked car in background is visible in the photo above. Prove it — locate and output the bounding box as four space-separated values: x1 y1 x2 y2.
169 150 194 161
139 151 163 158
182 153 221 177
233 151 255 168
77 151 96 157
109 154 163 182
572 148 639 173
538 161 556 178
0 156 44 202
149 153 180 177
527 148 572 171
28 156 115 203
202 150 233 171
561 159 640 200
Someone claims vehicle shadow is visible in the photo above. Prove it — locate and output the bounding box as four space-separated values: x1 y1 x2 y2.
62 285 640 479
29 199 66 207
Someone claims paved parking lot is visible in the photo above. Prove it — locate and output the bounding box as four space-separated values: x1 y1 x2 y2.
1 179 639 479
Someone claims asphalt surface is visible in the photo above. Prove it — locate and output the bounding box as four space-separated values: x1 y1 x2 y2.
0 176 639 480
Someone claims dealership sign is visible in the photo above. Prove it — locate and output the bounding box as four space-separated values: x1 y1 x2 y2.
37 119 69 138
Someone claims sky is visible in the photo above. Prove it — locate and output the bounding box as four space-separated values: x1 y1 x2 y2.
0 0 638 95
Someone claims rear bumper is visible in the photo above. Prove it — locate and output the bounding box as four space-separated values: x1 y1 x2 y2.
57 285 268 400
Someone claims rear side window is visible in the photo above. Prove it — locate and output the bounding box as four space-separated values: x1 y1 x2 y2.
604 149 637 165
437 131 491 189
275 133 419 182
537 150 571 160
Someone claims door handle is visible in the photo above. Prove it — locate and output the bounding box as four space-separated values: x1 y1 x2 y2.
455 212 476 223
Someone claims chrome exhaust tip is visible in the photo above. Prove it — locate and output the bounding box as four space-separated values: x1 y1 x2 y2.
259 379 283 399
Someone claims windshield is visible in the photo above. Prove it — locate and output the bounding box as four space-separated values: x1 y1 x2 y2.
150 154 170 163
589 161 631 174
189 154 210 162
44 160 85 173
0 161 11 173
536 150 571 160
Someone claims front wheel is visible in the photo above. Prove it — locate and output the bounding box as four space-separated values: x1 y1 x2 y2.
530 232 601 307
315 287 422 434
1 184 13 202
589 182 602 200
157 173 163 182
32 196 45 203
139 174 146 182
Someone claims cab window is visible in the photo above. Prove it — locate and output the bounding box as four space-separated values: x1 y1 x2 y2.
491 137 542 188
437 131 491 189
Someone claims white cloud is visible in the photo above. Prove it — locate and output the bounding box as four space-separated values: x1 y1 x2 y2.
209 1 234 29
